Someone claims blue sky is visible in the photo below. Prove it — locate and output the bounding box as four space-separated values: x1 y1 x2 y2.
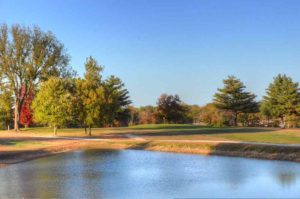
1 0 300 106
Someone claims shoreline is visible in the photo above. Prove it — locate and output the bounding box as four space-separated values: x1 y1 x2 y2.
126 141 300 162
0 140 128 166
0 139 299 167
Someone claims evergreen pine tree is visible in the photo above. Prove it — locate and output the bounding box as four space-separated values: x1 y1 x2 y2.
261 74 300 128
214 76 258 126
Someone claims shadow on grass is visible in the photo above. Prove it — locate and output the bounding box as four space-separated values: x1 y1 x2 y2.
0 148 58 164
108 127 277 138
0 140 24 146
127 124 207 130
0 137 68 146
126 141 152 150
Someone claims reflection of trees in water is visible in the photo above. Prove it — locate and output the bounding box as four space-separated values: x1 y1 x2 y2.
270 162 300 188
0 164 40 198
220 157 300 189
276 172 297 187
3 150 300 198
218 157 252 189
73 149 121 198
1 156 64 198
0 150 122 198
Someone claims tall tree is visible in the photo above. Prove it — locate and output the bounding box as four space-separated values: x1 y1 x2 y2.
32 77 74 135
102 76 131 127
0 24 71 131
214 76 258 126
261 74 300 128
156 94 186 123
78 57 104 135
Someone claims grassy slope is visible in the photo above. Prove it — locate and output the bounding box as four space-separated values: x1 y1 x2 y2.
130 124 300 144
1 124 300 144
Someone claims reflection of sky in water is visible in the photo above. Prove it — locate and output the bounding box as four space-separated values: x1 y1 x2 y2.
0 150 299 198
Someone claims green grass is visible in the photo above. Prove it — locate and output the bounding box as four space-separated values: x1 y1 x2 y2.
212 132 300 144
127 124 300 144
2 124 300 145
0 140 46 148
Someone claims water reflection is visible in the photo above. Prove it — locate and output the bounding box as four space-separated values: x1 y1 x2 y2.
270 163 300 187
0 150 299 198
276 172 297 187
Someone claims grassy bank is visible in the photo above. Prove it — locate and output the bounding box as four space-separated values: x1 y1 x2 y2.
0 139 129 166
125 141 300 162
0 124 300 165
0 138 300 165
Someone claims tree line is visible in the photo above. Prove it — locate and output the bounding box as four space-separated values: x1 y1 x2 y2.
1 24 300 134
129 74 300 129
0 24 130 134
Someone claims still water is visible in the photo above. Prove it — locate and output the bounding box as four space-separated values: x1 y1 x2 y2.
0 149 300 198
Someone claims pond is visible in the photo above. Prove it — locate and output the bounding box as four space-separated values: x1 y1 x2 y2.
0 149 300 198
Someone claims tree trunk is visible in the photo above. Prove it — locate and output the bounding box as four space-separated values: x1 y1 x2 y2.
234 112 238 127
14 101 20 131
89 126 92 136
54 126 57 136
279 117 285 128
14 87 27 131
84 126 87 135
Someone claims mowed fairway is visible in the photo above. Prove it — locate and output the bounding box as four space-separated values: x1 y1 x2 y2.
1 124 300 145
128 124 300 144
